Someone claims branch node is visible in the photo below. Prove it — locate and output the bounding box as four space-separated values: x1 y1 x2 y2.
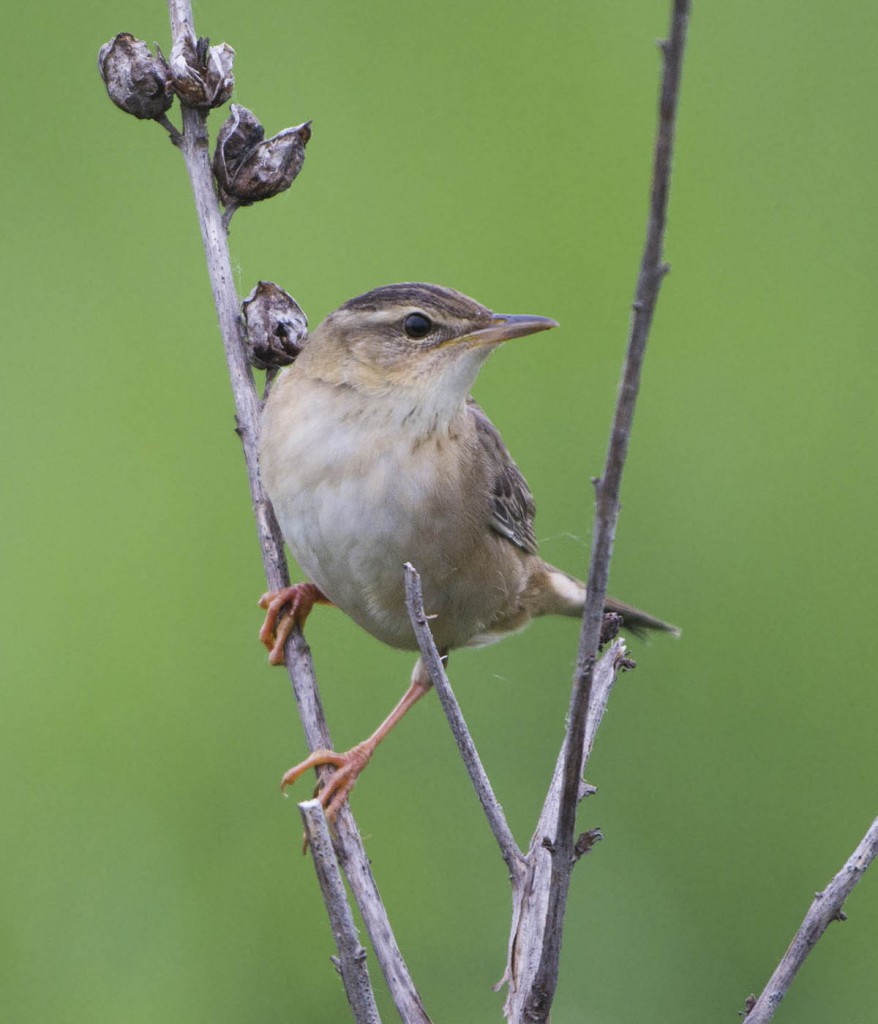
741 994 757 1016
579 782 598 801
573 828 604 862
599 612 622 647
156 113 184 144
221 201 239 232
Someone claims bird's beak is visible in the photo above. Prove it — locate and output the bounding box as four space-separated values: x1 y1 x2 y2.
458 312 559 348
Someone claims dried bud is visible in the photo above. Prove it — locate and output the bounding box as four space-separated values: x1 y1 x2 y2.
213 105 311 206
573 828 604 861
599 611 623 647
98 33 173 120
242 282 308 369
168 30 235 109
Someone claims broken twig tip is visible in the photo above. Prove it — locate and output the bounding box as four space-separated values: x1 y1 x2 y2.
573 828 604 861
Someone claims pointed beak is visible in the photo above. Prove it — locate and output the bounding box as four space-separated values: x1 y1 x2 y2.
460 312 559 348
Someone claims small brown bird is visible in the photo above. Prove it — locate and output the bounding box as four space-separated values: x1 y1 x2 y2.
259 283 677 819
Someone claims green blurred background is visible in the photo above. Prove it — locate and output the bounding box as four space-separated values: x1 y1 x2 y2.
3 1 877 1021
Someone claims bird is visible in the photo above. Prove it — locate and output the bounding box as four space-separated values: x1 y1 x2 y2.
258 282 677 821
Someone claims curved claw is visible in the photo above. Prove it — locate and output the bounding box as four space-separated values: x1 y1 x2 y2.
258 583 328 665
280 743 374 824
277 675 431 851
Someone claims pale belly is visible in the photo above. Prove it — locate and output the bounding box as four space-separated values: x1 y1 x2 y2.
260 382 527 651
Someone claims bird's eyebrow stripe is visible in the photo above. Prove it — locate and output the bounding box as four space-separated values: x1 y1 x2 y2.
331 308 407 330
337 283 491 322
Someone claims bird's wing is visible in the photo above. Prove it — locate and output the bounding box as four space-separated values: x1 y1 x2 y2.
467 397 539 555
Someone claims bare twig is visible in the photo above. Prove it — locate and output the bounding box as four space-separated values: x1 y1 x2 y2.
164 3 431 1021
403 564 525 881
521 2 692 1017
299 800 382 1024
742 816 878 1023
401 567 630 1022
501 640 630 1022
156 112 182 142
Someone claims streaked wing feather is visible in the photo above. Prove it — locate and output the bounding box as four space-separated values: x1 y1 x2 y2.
467 398 538 555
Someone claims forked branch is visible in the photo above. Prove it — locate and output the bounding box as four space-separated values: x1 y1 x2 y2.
403 566 632 1024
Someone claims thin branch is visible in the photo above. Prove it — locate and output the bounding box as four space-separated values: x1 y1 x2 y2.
501 640 630 1022
165 3 431 1021
742 815 878 1024
299 800 382 1024
403 563 525 881
156 112 183 142
525 1 691 1016
401 568 631 1021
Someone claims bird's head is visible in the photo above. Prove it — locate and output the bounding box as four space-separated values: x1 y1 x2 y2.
299 283 558 406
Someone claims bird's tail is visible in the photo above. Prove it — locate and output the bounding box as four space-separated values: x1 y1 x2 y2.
602 596 681 639
542 565 680 639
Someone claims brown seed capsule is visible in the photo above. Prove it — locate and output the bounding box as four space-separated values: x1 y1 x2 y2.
242 282 308 369
213 105 263 181
98 33 173 120
168 29 235 109
213 104 311 206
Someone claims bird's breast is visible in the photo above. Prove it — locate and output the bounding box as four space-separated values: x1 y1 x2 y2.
260 375 522 650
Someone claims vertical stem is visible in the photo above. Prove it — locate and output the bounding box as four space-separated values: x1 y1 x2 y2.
164 3 431 1020
523 2 691 1019
300 800 383 1024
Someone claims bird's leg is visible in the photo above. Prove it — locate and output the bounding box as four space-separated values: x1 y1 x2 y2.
258 582 331 665
281 657 436 823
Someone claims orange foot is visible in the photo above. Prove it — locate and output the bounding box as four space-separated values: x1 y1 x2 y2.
281 741 375 824
258 583 330 665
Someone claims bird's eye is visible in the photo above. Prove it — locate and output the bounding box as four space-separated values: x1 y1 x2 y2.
403 313 432 339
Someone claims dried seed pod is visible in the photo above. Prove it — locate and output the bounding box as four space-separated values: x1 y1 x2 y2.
242 282 308 369
168 29 235 109
213 105 311 206
213 104 264 181
98 33 173 120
